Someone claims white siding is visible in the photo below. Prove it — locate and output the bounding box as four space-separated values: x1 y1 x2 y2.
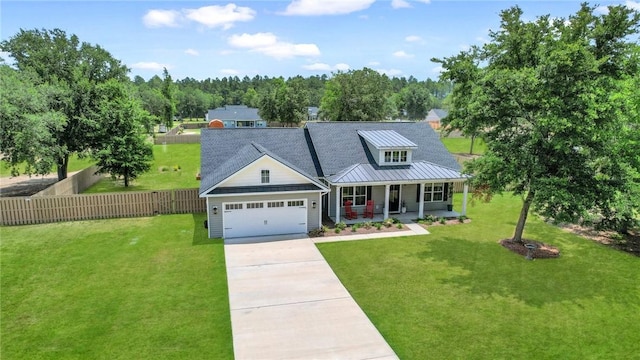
222 156 312 187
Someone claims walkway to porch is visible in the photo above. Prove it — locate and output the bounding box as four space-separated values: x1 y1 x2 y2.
330 209 461 225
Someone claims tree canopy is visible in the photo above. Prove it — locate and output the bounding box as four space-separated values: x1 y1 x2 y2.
435 4 640 241
1 28 129 180
319 68 394 121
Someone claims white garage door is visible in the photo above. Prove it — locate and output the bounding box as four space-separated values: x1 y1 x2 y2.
223 199 307 238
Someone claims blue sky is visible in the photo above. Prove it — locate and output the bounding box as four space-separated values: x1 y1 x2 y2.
2 0 637 81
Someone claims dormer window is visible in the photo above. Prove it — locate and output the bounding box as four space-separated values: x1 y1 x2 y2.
384 150 408 163
358 130 416 166
261 170 270 183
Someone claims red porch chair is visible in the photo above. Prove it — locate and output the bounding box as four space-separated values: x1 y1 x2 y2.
364 200 374 218
344 200 358 220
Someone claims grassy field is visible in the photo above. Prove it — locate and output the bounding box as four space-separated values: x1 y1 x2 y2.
0 213 233 359
0 155 94 178
440 137 486 155
317 194 640 359
84 143 201 193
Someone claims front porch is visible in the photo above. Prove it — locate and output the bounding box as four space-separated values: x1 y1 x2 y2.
329 209 462 225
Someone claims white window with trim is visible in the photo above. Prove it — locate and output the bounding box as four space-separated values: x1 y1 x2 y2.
261 170 270 184
383 150 408 164
342 186 367 206
424 183 444 202
225 203 243 210
288 200 305 207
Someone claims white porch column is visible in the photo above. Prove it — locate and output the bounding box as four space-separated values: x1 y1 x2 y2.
383 184 390 220
462 183 469 216
418 183 425 219
335 186 341 222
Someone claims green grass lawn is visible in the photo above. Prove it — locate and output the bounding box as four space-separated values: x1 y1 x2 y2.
440 137 486 155
84 143 201 193
317 194 640 359
0 213 233 359
0 155 94 178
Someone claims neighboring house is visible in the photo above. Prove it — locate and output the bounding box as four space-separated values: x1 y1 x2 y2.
307 106 319 121
199 122 469 239
425 108 448 130
205 105 267 128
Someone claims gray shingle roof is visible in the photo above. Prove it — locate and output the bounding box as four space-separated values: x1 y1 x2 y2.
327 161 466 184
357 130 418 149
200 122 465 195
305 121 460 177
426 108 449 121
199 128 321 195
207 105 262 121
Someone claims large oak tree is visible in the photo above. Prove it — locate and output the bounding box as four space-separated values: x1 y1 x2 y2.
1 28 129 180
434 4 640 242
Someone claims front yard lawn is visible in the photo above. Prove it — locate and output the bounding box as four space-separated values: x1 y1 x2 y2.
317 194 640 359
0 213 233 359
440 137 486 155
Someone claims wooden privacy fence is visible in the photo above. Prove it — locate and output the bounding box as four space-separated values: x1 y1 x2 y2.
0 188 205 226
154 134 201 145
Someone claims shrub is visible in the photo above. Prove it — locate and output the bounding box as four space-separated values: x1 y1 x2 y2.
383 218 394 228
439 217 446 224
396 223 403 229
363 221 372 229
334 228 341 234
159 166 169 172
336 222 347 231
308 227 325 237
375 223 383 230
391 217 401 224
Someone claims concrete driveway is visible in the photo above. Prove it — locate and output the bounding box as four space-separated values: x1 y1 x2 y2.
225 235 398 360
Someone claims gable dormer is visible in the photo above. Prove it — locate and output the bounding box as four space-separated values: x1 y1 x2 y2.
357 130 418 166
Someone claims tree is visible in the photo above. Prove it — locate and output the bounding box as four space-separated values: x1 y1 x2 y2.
258 78 308 127
161 67 176 127
0 64 63 176
434 4 640 243
319 68 392 121
92 79 153 187
1 28 129 180
398 83 434 119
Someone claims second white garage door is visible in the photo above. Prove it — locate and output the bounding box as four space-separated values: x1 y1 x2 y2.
223 199 307 238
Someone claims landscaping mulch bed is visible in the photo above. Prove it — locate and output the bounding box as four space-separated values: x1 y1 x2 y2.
558 223 640 257
500 239 561 259
317 220 408 237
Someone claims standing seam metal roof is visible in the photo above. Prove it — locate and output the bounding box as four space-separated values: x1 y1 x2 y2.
357 130 418 148
327 161 467 184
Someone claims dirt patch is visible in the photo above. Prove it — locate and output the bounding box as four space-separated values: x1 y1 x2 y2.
500 239 561 259
557 223 640 257
0 176 59 197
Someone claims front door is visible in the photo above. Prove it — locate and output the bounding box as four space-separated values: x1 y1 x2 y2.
388 185 401 213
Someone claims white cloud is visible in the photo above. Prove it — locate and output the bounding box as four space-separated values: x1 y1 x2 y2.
184 4 256 30
220 68 240 75
460 44 470 51
431 65 443 74
393 50 414 58
131 62 171 71
625 1 640 10
143 4 255 30
280 0 375 16
391 0 411 9
185 48 199 56
228 32 320 59
302 62 350 71
416 0 431 3
143 9 181 28
595 5 610 15
405 35 422 42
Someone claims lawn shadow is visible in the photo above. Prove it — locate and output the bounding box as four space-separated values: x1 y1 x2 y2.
416 236 637 308
191 213 221 246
